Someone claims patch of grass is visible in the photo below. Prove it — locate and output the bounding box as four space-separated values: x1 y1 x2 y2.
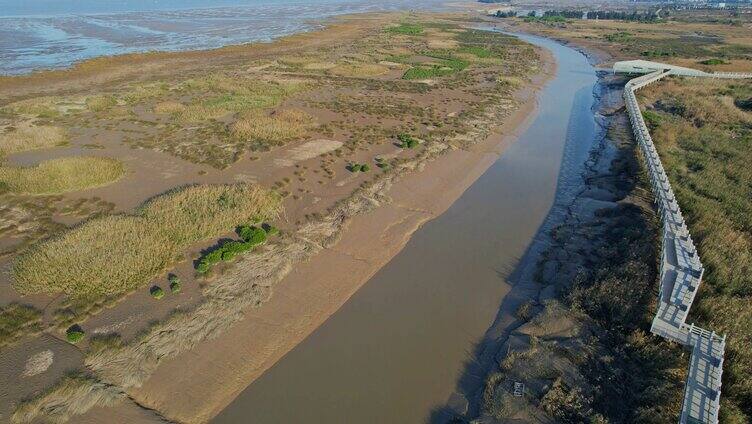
328 63 389 78
0 156 125 195
65 325 85 344
85 95 117 112
386 23 424 35
402 53 468 80
153 101 187 115
13 184 281 298
181 75 305 113
0 123 67 157
604 31 633 42
121 82 170 105
458 46 493 58
0 303 42 347
641 110 662 129
231 109 314 146
3 97 67 118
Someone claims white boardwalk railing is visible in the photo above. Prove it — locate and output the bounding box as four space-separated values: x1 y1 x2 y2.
619 65 749 424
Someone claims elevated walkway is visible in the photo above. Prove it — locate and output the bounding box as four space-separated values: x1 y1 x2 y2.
617 61 749 423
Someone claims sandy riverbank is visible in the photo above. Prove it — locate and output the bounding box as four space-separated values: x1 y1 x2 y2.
75 45 556 424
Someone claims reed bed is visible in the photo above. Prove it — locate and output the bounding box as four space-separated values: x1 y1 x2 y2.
13 184 281 297
231 109 314 145
0 156 124 194
0 123 67 157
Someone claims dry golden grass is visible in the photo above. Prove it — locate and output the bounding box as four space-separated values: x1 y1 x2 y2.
0 156 124 195
0 122 67 157
328 63 389 77
303 62 337 71
231 109 314 145
121 82 170 105
85 95 117 112
4 97 64 117
153 101 187 115
13 184 280 298
154 100 228 122
11 374 124 424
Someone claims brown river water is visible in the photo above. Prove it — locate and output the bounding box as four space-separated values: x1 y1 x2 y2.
213 33 599 423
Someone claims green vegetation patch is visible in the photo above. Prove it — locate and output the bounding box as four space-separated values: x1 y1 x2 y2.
347 163 370 173
397 133 420 149
168 275 181 293
458 46 493 58
13 184 281 298
386 23 424 35
605 32 633 42
0 156 125 195
0 304 42 347
402 52 468 80
699 58 728 65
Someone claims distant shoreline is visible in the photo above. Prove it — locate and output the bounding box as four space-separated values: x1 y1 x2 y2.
0 0 449 76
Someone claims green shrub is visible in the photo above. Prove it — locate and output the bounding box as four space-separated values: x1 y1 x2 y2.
65 326 85 344
700 58 727 65
361 164 371 172
168 274 182 293
349 163 362 172
150 286 165 299
398 133 419 148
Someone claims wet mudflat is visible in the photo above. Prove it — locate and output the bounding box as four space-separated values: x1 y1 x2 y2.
213 33 598 424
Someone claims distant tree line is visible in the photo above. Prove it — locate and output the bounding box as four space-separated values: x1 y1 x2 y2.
493 10 516 18
490 7 663 23
586 10 661 22
543 10 582 19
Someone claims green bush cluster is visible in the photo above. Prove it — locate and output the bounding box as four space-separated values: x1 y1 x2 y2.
196 224 277 274
65 325 85 344
347 163 370 173
397 133 419 149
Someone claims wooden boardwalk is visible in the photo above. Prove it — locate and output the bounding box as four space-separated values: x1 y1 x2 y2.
617 63 750 424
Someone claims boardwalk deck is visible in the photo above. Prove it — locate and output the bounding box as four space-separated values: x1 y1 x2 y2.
615 62 747 424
